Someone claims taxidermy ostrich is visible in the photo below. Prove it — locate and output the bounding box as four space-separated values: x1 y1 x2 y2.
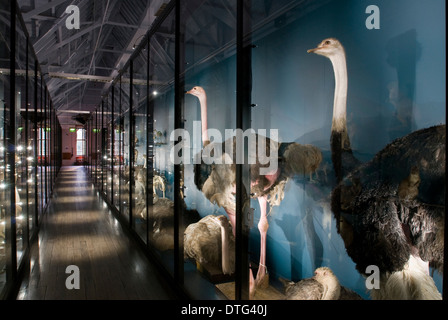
280 267 363 300
184 215 235 275
308 38 445 299
186 86 322 298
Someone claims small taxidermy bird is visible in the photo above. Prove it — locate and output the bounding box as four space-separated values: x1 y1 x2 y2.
280 267 363 300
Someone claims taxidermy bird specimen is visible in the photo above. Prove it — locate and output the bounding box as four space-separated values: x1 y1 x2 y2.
184 215 235 275
308 38 445 299
280 267 363 300
187 86 322 298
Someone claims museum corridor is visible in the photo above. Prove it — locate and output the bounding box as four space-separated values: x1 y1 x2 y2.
16 167 179 300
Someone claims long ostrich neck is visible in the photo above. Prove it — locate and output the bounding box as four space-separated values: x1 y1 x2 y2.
330 52 350 149
220 223 231 274
317 273 341 300
199 95 209 146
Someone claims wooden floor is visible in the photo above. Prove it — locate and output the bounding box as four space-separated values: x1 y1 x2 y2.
17 166 180 300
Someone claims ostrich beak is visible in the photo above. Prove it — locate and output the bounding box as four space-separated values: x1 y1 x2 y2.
186 90 192 95
307 47 319 53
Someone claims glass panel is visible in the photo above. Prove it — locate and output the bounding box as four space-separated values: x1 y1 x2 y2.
95 109 101 187
107 93 113 204
88 117 93 175
132 44 148 243
121 72 131 223
39 117 47 209
36 73 42 220
181 0 238 299
113 85 122 211
27 45 36 239
147 7 176 276
43 91 47 207
102 100 110 198
247 0 445 300
93 112 97 184
45 92 49 205
15 19 27 265
0 0 11 293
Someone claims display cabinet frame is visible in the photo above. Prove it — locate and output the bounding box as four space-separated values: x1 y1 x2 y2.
0 0 62 299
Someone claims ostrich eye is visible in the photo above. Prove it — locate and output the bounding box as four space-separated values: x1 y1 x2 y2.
325 40 331 45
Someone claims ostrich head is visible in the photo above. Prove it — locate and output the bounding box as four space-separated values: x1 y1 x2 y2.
313 267 341 300
307 38 345 58
186 86 206 99
313 267 333 279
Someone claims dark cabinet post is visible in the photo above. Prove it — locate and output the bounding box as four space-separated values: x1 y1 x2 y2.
235 0 252 301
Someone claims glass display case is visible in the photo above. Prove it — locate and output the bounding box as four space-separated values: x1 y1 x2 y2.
0 1 61 299
85 0 445 301
36 80 43 219
148 6 178 277
112 85 123 212
107 93 114 204
246 0 445 300
94 109 101 187
132 45 148 243
0 0 11 294
102 98 112 200
121 72 131 224
27 40 36 240
180 0 238 299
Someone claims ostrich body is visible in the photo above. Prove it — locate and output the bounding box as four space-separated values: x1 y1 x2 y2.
184 215 235 275
187 86 322 298
280 267 363 300
309 38 445 299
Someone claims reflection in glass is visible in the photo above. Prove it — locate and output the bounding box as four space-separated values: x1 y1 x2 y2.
145 7 179 277
27 43 36 239
0 0 11 291
180 0 238 300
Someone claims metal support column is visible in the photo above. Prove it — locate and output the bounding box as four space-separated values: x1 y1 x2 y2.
235 0 252 301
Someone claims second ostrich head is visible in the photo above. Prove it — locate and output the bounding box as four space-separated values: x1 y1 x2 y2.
186 86 206 99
